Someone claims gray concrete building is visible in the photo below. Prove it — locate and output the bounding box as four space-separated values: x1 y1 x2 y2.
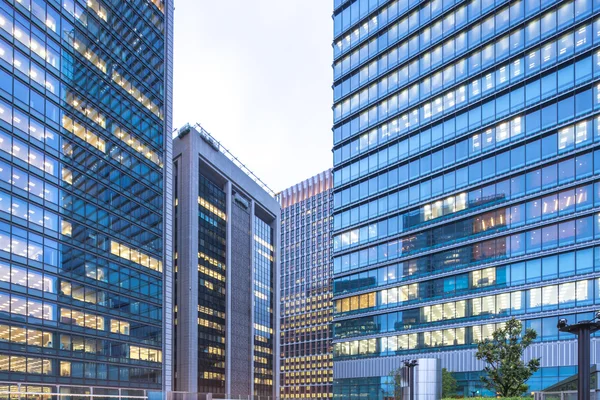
172 124 280 399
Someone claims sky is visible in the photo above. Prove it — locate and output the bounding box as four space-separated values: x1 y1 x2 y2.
173 0 334 193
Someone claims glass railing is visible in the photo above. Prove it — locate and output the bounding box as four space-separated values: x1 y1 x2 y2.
150 393 280 400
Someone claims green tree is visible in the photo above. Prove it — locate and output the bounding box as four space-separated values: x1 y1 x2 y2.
389 367 403 400
475 318 541 396
442 368 457 397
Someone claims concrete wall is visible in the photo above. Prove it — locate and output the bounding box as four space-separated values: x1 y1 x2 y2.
162 0 174 392
229 193 253 396
173 126 280 398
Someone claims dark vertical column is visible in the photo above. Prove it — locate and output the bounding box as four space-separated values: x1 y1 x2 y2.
409 367 415 400
577 327 591 400
229 195 252 396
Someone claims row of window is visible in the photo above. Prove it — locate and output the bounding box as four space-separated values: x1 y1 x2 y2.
334 200 600 275
335 246 598 315
0 2 164 148
333 0 526 81
333 12 600 150
0 0 164 136
60 281 162 322
0 260 54 293
338 177 597 256
0 222 58 265
335 0 591 117
335 46 599 187
334 0 408 36
0 159 58 206
0 323 161 364
335 119 597 233
0 114 58 176
333 278 599 340
63 142 164 227
0 86 164 220
335 0 514 58
332 311 597 361
335 40 598 173
59 193 163 256
334 101 599 230
334 147 599 251
109 240 162 273
0 187 64 233
334 237 600 295
336 80 598 213
335 0 526 102
0 72 164 187
57 251 162 299
57 360 160 383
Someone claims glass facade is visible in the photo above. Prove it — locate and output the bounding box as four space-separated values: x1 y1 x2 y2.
0 0 169 392
331 0 600 395
253 216 275 398
197 173 227 393
279 171 334 400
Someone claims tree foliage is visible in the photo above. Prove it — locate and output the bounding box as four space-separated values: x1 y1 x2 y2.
390 367 403 400
475 318 541 396
442 368 457 397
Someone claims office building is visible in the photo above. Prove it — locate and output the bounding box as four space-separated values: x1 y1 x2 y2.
278 170 333 400
331 0 600 395
0 0 173 396
173 124 280 399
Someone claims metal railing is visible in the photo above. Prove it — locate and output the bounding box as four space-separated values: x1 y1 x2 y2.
163 393 278 400
534 391 600 400
176 123 276 198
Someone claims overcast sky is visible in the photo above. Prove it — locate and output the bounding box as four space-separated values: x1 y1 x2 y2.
173 0 333 193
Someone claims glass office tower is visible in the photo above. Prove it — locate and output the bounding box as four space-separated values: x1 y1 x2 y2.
0 0 173 396
332 0 600 395
279 170 333 400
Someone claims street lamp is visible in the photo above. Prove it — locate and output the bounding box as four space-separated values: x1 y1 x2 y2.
403 359 418 400
557 311 600 400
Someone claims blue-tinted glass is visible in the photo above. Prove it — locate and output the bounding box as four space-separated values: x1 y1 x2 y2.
0 69 11 95
558 97 574 123
526 110 541 134
575 89 592 116
331 0 600 387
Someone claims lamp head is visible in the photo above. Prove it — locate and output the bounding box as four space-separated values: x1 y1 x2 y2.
595 310 600 321
557 318 568 329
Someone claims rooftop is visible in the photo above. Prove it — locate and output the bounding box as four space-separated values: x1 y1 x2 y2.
175 123 276 198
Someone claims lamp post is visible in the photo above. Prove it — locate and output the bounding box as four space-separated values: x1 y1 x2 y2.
557 311 600 400
403 359 418 400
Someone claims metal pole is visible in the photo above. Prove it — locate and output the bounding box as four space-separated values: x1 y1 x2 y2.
577 326 591 400
558 315 600 400
408 366 415 400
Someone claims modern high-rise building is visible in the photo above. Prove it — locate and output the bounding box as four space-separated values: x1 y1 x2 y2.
172 124 280 399
0 0 173 397
278 170 334 400
332 0 600 396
